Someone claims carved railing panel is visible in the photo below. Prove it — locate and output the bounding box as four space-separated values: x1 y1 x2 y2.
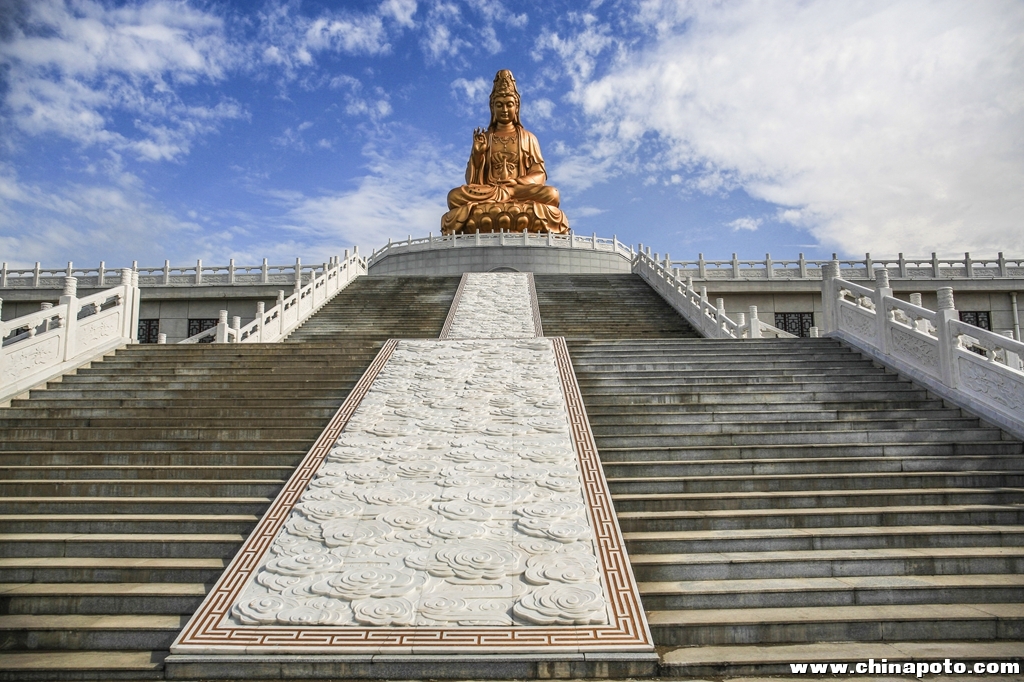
821 266 1024 437
1 271 140 404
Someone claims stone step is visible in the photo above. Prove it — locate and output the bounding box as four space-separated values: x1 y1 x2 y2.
0 534 243 559
0 439 312 452
623 524 1024 554
638 573 1024 610
593 417 985 437
579 379 920 395
0 480 283 497
0 452 302 467
581 389 932 404
611 487 1024 512
0 407 339 421
602 455 1024 477
0 583 206 615
9 397 346 410
0 497 270 515
628 546 1024 582
0 614 183 650
0 647 165 679
616 504 1024 532
0 557 225 584
598 441 1024 462
0 514 257 534
608 471 1024 494
0 425 326 441
587 407 967 424
0 650 166 681
646 603 1024 646
584 398 952 414
595 428 1006 449
0 465 291 480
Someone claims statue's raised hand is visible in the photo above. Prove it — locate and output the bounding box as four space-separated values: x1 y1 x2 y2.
472 127 487 156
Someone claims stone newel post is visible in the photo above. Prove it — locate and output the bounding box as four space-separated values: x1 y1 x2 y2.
60 276 78 361
935 287 960 388
874 268 893 354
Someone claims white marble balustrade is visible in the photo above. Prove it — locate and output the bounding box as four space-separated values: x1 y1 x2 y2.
178 253 366 344
822 265 1024 438
0 271 140 404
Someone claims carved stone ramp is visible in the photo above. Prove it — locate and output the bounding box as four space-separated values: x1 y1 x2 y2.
167 273 655 679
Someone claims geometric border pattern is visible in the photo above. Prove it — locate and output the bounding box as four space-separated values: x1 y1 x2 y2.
171 336 652 653
438 273 469 340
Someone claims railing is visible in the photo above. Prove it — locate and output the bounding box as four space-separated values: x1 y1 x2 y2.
822 265 1024 437
1 271 140 404
366 230 634 267
633 250 796 339
649 249 1024 281
178 253 366 344
0 256 346 290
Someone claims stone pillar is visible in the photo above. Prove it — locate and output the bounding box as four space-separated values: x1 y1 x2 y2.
875 268 893 354
215 310 229 344
748 305 762 338
60 277 78 360
935 287 959 388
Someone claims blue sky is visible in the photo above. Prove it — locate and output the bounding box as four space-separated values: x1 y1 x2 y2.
2 0 1022 269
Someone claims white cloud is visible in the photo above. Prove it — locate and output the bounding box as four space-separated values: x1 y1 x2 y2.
420 0 528 63
450 76 489 117
555 0 1024 256
330 76 392 121
728 217 761 232
257 0 419 76
274 135 460 252
0 162 209 267
0 0 243 161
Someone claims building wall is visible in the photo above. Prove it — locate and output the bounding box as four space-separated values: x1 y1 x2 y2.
368 245 632 276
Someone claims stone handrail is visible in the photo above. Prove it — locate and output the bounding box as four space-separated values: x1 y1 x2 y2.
178 253 366 344
1 271 140 404
633 250 796 339
366 230 634 267
822 265 1024 438
0 253 359 290
646 248 1024 282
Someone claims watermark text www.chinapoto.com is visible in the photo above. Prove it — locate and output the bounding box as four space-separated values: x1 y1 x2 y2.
790 659 1020 677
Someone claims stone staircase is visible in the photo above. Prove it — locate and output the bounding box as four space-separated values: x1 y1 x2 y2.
286 275 461 342
534 274 702 339
0 275 459 681
565 336 1024 677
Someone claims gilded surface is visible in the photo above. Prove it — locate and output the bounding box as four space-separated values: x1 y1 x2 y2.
442 70 569 235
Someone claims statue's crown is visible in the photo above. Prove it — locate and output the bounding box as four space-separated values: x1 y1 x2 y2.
491 70 519 100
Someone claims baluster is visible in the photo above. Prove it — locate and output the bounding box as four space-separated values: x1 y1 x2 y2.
195 259 202 285
98 261 105 287
228 259 236 285
799 253 807 279
163 260 171 286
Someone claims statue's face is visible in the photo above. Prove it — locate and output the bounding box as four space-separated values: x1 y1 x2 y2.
492 95 517 126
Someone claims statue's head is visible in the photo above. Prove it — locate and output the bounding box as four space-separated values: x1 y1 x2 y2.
488 69 521 130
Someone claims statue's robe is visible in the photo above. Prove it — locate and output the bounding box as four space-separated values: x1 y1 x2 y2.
443 127 568 234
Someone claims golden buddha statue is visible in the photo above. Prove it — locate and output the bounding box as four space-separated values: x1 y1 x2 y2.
442 70 570 235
